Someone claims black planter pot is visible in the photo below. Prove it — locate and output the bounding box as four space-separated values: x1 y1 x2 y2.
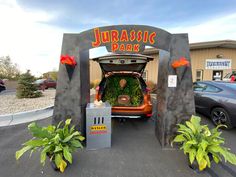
47 153 70 172
47 154 60 171
188 159 198 170
188 153 213 171
65 64 75 81
50 160 60 171
175 66 188 82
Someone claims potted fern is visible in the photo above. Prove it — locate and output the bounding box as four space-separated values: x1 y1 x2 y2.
172 115 236 171
15 119 85 173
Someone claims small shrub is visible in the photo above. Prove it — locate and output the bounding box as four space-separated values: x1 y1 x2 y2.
16 70 42 98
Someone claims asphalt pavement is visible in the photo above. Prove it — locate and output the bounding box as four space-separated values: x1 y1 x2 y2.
1 95 236 177
1 115 236 177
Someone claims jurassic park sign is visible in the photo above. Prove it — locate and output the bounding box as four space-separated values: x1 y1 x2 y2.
91 28 157 53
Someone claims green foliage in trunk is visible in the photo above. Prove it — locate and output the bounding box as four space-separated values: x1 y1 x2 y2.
102 75 143 106
16 70 42 98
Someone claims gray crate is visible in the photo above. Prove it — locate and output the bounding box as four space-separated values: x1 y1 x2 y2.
86 102 111 150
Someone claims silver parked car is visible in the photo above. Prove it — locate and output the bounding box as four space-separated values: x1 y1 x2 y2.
193 81 236 129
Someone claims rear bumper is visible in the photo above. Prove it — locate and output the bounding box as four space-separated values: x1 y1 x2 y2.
112 115 143 119
111 103 152 118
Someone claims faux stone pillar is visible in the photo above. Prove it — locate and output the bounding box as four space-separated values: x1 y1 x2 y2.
52 34 90 135
155 34 195 148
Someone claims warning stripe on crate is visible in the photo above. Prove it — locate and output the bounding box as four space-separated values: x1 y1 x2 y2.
89 130 107 135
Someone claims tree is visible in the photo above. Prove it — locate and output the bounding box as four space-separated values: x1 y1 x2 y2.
42 71 58 81
0 56 20 80
16 70 42 98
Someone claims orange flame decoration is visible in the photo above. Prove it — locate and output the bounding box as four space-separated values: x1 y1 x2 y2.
60 55 77 66
171 57 190 69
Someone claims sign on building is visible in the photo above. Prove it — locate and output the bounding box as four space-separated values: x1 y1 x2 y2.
205 59 231 69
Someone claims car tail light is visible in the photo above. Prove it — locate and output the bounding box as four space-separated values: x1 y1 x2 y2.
146 113 152 117
146 87 151 92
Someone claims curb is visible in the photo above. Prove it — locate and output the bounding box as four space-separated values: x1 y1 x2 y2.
0 89 16 95
0 106 54 127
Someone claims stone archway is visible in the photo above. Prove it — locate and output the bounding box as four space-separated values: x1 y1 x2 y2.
53 25 195 148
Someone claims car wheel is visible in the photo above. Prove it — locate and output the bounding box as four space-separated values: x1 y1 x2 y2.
0 86 5 92
210 107 233 129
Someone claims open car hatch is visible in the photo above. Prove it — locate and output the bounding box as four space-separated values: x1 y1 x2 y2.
92 54 153 75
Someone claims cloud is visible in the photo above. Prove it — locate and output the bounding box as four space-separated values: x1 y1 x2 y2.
167 13 236 42
1 0 236 76
0 0 64 76
15 0 236 31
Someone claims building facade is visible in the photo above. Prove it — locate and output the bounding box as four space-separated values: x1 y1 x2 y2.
90 40 236 83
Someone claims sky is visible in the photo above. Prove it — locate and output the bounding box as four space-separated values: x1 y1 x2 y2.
0 0 236 76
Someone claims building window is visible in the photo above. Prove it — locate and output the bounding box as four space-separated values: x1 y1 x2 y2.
196 70 203 81
142 70 148 82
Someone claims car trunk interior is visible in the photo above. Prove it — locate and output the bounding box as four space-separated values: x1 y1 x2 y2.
100 75 145 107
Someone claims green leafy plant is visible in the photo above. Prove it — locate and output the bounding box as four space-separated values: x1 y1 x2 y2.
172 115 236 171
15 119 85 173
102 75 143 106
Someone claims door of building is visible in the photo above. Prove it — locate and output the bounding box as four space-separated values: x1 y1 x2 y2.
212 70 223 80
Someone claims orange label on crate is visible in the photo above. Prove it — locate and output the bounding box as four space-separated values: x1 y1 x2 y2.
90 125 107 131
89 125 107 135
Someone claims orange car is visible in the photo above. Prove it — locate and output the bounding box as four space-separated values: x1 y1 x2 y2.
93 54 153 119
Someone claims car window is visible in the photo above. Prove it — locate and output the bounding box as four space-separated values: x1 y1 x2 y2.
224 72 236 79
43 79 55 83
203 84 221 93
35 79 45 84
224 73 231 79
193 83 206 91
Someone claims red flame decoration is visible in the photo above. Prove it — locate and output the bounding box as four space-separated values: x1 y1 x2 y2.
171 57 190 69
60 55 77 66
